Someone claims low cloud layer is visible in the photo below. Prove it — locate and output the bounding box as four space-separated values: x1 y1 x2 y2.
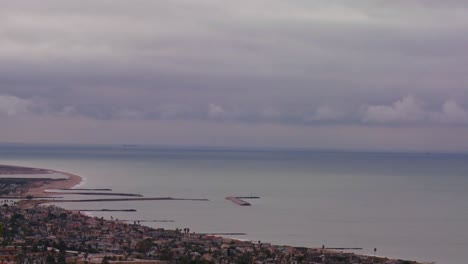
0 95 32 116
362 95 468 125
3 93 467 127
1 1 468 150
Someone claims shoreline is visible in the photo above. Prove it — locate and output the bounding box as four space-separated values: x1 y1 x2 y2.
27 169 83 196
0 165 83 197
0 165 83 208
1 164 424 264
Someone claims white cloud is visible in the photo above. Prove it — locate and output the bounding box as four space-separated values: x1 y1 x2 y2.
260 107 281 119
0 94 33 116
114 109 144 120
208 103 225 119
156 104 192 120
362 96 468 125
431 100 468 124
362 95 426 124
58 105 77 117
309 105 343 121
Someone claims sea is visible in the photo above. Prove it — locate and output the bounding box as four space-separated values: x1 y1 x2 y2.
1 144 467 264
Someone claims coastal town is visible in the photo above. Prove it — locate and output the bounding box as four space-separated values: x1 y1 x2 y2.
0 165 423 264
0 204 421 264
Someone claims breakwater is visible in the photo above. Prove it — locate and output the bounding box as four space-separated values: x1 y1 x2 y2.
226 196 260 206
77 209 137 212
226 196 251 206
0 196 63 199
58 188 112 191
326 247 363 250
51 192 143 197
197 232 247 236
121 220 175 223
40 197 210 203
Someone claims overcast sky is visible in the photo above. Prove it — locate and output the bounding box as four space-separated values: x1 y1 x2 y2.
1 1 468 151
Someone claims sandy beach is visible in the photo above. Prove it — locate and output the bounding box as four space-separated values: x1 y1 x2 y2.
0 165 82 208
0 165 82 198
24 169 82 196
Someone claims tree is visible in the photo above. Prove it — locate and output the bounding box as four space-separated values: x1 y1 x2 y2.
59 213 68 220
57 253 66 264
16 251 26 263
46 253 56 264
136 239 153 253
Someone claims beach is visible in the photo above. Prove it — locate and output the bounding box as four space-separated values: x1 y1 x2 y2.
0 165 83 209
25 169 83 196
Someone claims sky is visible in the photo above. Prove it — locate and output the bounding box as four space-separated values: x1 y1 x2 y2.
1 1 468 152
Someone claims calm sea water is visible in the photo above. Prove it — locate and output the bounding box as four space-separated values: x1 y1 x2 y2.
1 144 467 264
